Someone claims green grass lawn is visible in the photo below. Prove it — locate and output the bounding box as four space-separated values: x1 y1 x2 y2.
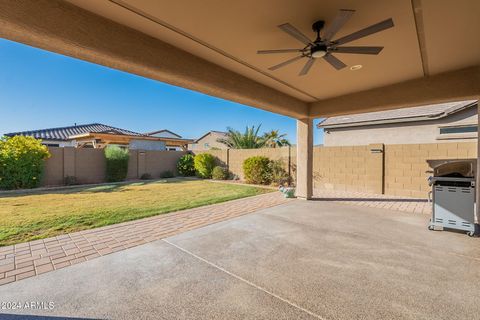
0 179 272 246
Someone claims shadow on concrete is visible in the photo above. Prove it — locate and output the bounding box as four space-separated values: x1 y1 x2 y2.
0 314 101 320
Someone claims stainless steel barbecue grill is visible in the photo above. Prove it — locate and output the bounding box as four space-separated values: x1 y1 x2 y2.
427 159 477 236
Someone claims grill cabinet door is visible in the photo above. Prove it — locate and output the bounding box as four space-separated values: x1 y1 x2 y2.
433 186 475 232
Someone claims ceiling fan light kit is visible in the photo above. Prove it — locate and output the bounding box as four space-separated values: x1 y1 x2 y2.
257 9 394 76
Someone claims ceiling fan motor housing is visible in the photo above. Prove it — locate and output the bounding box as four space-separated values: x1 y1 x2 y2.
310 20 327 58
312 20 325 34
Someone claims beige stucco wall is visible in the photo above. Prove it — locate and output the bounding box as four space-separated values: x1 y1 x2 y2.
228 147 292 180
313 145 368 192
384 142 477 198
41 147 187 186
41 147 64 186
312 144 384 194
195 142 476 199
323 108 477 146
42 143 476 199
193 147 292 180
188 132 228 151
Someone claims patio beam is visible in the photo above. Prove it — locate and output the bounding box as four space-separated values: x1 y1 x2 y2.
0 0 309 119
309 66 480 118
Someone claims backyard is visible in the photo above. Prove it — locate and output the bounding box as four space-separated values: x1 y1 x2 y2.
0 179 272 246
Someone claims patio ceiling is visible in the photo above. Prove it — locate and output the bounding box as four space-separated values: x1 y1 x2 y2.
0 0 479 118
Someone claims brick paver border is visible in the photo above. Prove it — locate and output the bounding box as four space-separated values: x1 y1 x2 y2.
0 192 292 286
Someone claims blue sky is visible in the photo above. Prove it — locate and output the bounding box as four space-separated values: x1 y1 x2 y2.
0 39 324 144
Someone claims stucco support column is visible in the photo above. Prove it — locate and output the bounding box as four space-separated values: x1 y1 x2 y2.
296 118 313 200
477 103 480 227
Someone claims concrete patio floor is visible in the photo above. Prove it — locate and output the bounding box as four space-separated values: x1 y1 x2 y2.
1 200 479 320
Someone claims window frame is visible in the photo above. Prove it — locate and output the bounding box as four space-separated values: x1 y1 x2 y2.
437 123 478 140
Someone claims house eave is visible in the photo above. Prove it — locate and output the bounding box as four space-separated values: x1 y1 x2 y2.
318 101 478 129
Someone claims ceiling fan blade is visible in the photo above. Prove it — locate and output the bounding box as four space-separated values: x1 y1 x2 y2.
333 18 394 45
278 23 313 45
257 49 302 54
323 9 355 41
268 55 304 71
323 54 347 70
299 58 315 76
333 46 384 54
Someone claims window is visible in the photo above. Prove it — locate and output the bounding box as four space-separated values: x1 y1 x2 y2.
43 143 60 147
204 143 209 148
437 124 478 140
439 125 477 135
440 124 478 134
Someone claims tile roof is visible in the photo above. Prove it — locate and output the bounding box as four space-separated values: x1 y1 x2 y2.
5 123 143 141
317 100 478 128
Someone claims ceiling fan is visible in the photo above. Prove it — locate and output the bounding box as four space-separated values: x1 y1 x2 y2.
257 10 394 76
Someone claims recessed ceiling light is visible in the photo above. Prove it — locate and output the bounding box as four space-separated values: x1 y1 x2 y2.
350 65 363 71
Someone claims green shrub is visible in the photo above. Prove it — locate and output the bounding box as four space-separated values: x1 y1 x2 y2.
176 154 195 176
140 173 152 180
104 146 129 182
268 159 290 186
0 136 50 190
64 176 78 186
211 166 228 180
160 170 174 178
194 153 215 178
243 156 272 185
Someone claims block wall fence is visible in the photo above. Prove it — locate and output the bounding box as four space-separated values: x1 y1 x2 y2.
42 148 188 186
42 142 477 198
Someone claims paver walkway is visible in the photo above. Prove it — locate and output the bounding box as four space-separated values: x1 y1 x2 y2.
0 192 291 286
314 188 431 214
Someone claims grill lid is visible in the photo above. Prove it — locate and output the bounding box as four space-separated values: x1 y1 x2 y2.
427 159 476 178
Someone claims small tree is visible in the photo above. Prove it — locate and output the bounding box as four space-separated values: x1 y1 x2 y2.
212 166 228 180
263 130 291 148
0 136 50 190
268 159 290 186
243 156 272 185
104 146 129 182
217 125 267 149
176 154 196 176
194 153 215 178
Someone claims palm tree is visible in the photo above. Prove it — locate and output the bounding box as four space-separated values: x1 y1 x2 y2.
217 125 267 149
263 130 291 148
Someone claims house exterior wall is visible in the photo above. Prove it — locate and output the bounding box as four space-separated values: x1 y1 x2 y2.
149 131 180 138
40 139 76 147
129 139 166 151
188 132 227 151
323 108 477 146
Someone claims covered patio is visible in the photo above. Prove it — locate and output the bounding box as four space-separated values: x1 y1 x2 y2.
0 0 479 318
2 199 479 319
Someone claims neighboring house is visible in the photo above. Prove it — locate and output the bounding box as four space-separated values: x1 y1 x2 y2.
145 129 187 151
318 100 478 146
188 131 228 151
5 123 192 151
145 129 182 139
